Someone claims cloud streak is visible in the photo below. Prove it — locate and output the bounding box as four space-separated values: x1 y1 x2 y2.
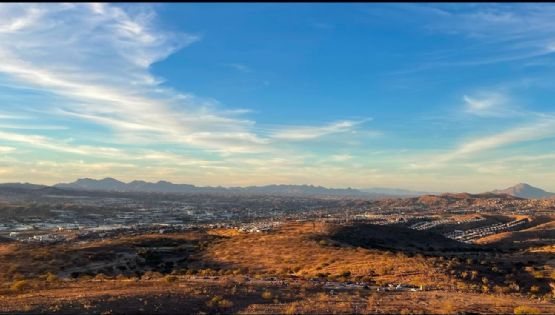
271 119 371 141
410 116 555 169
462 92 522 118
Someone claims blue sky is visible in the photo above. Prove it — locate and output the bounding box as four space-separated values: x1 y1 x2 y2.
1 3 555 192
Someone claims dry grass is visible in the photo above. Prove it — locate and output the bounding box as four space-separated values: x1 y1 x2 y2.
204 222 455 288
0 220 554 314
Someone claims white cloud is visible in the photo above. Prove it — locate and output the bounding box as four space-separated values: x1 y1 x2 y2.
329 154 353 162
462 92 524 118
271 120 369 141
463 93 502 116
0 130 125 157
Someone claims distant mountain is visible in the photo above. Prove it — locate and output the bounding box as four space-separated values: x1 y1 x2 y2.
491 183 555 199
54 178 370 196
0 183 47 190
361 187 431 196
55 177 127 191
236 184 364 196
55 178 198 193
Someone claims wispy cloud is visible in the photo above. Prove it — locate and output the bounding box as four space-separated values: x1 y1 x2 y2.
0 146 15 153
410 116 555 169
329 154 353 162
0 123 68 130
462 92 518 117
0 130 125 157
271 119 371 141
225 63 253 73
388 4 555 74
0 3 272 154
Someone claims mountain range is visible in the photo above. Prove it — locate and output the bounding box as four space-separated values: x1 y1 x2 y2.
54 178 368 196
52 177 431 197
0 178 552 199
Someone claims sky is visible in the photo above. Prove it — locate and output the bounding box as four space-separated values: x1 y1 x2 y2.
0 3 555 192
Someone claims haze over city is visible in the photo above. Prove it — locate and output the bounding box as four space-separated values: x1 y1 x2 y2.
1 3 554 192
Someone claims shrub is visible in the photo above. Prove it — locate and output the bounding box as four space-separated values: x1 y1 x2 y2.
10 279 31 292
115 274 128 281
285 304 299 314
164 275 178 283
94 273 107 281
261 291 273 300
493 285 511 294
206 295 222 308
142 271 162 280
530 285 540 294
513 306 541 314
531 271 544 279
218 299 234 309
45 272 59 283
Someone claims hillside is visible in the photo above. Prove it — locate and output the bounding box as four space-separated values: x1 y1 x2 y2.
1 220 554 314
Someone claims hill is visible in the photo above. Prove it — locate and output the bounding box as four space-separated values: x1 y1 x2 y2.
492 183 555 199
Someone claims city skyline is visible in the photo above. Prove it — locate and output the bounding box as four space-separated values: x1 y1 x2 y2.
1 3 555 192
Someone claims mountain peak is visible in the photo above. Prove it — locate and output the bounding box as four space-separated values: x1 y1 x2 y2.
58 177 126 191
492 183 554 199
99 177 124 183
